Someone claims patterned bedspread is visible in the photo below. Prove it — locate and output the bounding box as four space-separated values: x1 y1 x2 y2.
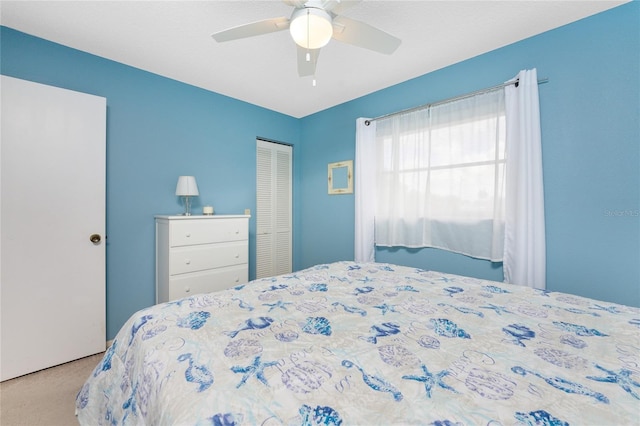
76 262 640 425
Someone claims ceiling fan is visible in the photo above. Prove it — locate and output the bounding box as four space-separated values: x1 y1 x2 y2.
211 0 401 78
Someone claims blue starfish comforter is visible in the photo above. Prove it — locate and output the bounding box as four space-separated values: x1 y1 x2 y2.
76 262 640 425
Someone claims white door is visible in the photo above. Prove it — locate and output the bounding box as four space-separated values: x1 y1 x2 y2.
0 76 106 381
256 139 292 278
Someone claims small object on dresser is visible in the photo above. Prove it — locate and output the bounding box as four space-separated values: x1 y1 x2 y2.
203 206 214 215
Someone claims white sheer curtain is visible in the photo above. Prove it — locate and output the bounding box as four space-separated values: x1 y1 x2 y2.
354 117 376 262
504 69 546 289
354 69 546 288
374 90 506 261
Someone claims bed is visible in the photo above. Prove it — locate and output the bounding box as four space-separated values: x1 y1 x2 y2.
76 261 640 425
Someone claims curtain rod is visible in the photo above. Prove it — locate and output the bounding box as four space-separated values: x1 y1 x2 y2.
364 77 549 125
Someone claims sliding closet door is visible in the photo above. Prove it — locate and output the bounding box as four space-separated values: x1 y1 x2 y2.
256 139 292 279
1 76 106 381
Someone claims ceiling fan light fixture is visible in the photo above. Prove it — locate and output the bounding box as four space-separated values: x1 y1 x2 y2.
289 7 333 49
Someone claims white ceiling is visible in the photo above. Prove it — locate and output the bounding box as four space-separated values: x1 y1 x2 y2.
0 1 627 118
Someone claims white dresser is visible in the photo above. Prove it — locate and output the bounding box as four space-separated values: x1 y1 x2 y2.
155 215 250 303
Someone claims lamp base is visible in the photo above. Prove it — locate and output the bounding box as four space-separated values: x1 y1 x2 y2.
181 196 194 216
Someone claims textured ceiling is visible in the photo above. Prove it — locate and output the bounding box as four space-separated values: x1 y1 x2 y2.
0 1 628 118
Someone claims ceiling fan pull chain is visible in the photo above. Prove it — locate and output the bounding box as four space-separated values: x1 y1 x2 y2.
306 9 310 52
306 9 311 63
308 8 313 82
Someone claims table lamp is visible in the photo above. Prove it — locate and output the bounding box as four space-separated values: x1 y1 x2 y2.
176 176 199 216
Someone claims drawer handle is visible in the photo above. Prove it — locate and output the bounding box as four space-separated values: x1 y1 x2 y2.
185 287 190 293
235 230 240 234
234 277 239 282
235 254 239 258
185 259 191 265
185 233 191 238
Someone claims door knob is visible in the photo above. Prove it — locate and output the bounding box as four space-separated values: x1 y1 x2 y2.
89 234 101 244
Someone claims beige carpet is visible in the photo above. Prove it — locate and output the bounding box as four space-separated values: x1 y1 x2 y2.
0 352 104 426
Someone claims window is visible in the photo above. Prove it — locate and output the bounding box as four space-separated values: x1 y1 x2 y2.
374 89 506 261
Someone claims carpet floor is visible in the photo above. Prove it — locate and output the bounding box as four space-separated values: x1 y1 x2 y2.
0 352 104 426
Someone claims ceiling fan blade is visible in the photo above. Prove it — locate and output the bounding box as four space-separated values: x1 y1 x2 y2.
212 17 290 42
297 46 320 77
332 16 401 54
323 0 361 15
282 0 307 7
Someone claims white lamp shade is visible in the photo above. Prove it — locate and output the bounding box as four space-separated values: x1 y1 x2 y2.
289 8 333 49
175 176 199 196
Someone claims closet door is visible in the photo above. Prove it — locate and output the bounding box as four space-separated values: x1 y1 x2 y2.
0 76 106 381
256 139 292 279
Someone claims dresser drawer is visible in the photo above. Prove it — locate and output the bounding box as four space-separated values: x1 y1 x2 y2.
169 241 248 275
167 265 248 301
170 218 248 247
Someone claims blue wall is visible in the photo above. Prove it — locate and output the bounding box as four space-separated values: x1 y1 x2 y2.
297 2 639 306
2 2 638 340
1 27 301 339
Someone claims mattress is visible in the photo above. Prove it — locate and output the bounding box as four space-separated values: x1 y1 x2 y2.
76 261 640 425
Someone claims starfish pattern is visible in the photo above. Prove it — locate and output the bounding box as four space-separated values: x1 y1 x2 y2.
263 300 293 311
587 364 640 400
479 303 512 315
373 303 398 315
230 355 279 389
402 364 458 398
